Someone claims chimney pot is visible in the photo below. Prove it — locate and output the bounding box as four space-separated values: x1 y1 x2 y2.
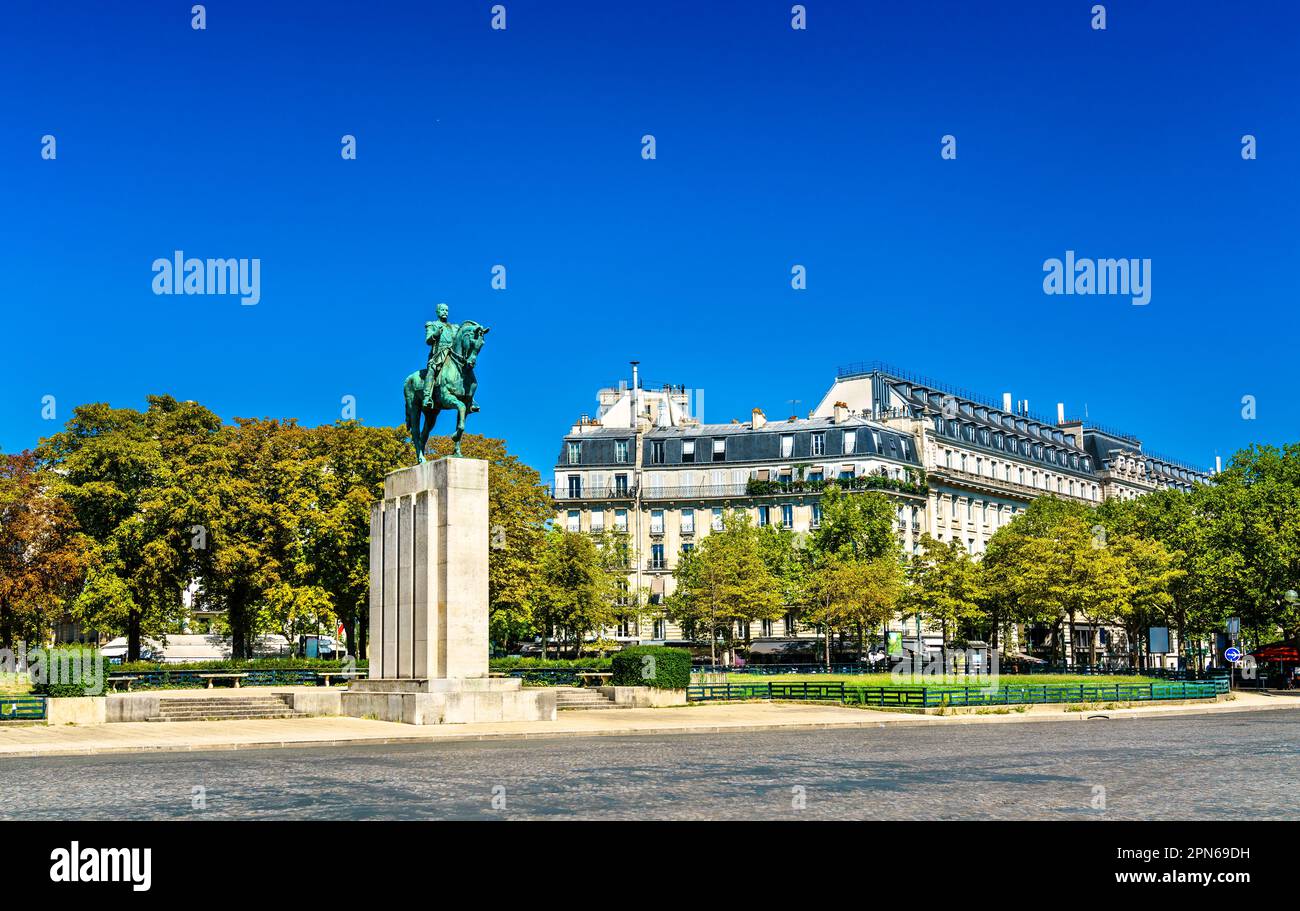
1002 392 1012 412
751 408 767 429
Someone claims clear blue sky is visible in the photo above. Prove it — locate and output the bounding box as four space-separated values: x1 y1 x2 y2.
2 0 1295 476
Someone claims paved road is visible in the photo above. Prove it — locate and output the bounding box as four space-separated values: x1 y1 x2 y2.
2 710 1296 820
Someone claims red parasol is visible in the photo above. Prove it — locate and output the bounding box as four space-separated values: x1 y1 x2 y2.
1250 641 1300 662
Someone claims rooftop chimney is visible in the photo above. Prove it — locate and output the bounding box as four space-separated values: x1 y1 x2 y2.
1002 392 1012 412
1056 402 1065 424
833 401 849 424
630 361 640 430
752 408 767 429
1215 455 1222 474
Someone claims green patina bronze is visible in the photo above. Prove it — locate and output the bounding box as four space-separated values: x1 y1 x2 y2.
404 304 490 460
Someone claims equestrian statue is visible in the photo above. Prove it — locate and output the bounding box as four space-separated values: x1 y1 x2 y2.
403 303 490 460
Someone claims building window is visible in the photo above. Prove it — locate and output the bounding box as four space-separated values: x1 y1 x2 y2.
614 509 628 532
681 542 694 554
650 543 665 570
784 612 798 635
738 621 751 641
614 473 629 495
681 508 695 534
781 434 794 458
843 430 856 454
811 432 825 456
757 506 770 527
567 474 581 498
653 619 666 639
945 450 953 468
567 441 581 465
967 500 974 522
681 439 695 463
650 509 664 535
591 508 604 532
650 440 665 464
615 439 628 463
950 497 958 518
781 504 793 527
811 503 823 527
712 438 726 462
566 510 580 532
711 507 723 531
761 619 773 637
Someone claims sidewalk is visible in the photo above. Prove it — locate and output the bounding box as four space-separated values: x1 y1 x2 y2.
1 691 1296 759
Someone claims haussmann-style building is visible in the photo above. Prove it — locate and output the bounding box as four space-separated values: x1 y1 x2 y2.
551 362 1213 668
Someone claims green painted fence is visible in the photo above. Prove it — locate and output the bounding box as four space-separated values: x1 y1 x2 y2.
0 696 47 721
686 679 1226 707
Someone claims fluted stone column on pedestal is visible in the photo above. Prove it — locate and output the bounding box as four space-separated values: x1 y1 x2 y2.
342 457 555 725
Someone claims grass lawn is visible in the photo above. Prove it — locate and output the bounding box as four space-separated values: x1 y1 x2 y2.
0 674 34 696
718 673 1162 690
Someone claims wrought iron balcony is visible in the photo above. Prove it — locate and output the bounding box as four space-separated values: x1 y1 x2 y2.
551 484 637 500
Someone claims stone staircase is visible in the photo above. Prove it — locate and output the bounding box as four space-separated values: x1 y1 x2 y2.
147 694 308 722
554 687 618 711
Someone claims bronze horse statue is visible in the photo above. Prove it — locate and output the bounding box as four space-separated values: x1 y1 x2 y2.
404 320 489 459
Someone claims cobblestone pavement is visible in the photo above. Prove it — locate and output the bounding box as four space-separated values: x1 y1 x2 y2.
2 710 1295 820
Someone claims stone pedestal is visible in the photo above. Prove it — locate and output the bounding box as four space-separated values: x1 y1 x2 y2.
341 458 554 724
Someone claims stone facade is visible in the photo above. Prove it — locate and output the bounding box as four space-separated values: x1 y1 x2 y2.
552 363 1212 665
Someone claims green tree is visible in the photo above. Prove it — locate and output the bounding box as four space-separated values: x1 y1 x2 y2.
0 452 90 646
667 511 784 665
37 397 221 660
533 527 620 658
904 534 985 646
810 485 896 560
1199 445 1300 641
806 551 904 667
301 421 410 658
983 500 1131 666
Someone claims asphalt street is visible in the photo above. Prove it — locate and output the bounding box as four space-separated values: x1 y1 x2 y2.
3 710 1296 820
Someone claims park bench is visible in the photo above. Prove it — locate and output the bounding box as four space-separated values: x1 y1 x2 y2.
108 675 139 692
315 670 364 687
197 672 249 689
576 672 612 688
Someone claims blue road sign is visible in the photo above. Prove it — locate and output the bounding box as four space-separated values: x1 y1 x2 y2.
1225 647 1243 662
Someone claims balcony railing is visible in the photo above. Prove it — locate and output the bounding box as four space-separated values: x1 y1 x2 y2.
641 484 750 500
931 466 1094 503
552 484 637 500
647 559 669 572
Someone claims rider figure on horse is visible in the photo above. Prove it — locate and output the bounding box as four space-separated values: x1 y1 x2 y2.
423 303 479 413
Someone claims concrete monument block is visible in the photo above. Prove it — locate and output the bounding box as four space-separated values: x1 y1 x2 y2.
342 457 554 725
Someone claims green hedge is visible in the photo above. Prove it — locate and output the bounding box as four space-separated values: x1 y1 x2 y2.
490 657 612 670
610 646 692 690
114 657 366 673
29 648 112 697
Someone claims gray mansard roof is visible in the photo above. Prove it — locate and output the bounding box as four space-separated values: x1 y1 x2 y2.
558 416 921 469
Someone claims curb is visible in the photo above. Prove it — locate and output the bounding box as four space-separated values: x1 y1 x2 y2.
2 699 1297 760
